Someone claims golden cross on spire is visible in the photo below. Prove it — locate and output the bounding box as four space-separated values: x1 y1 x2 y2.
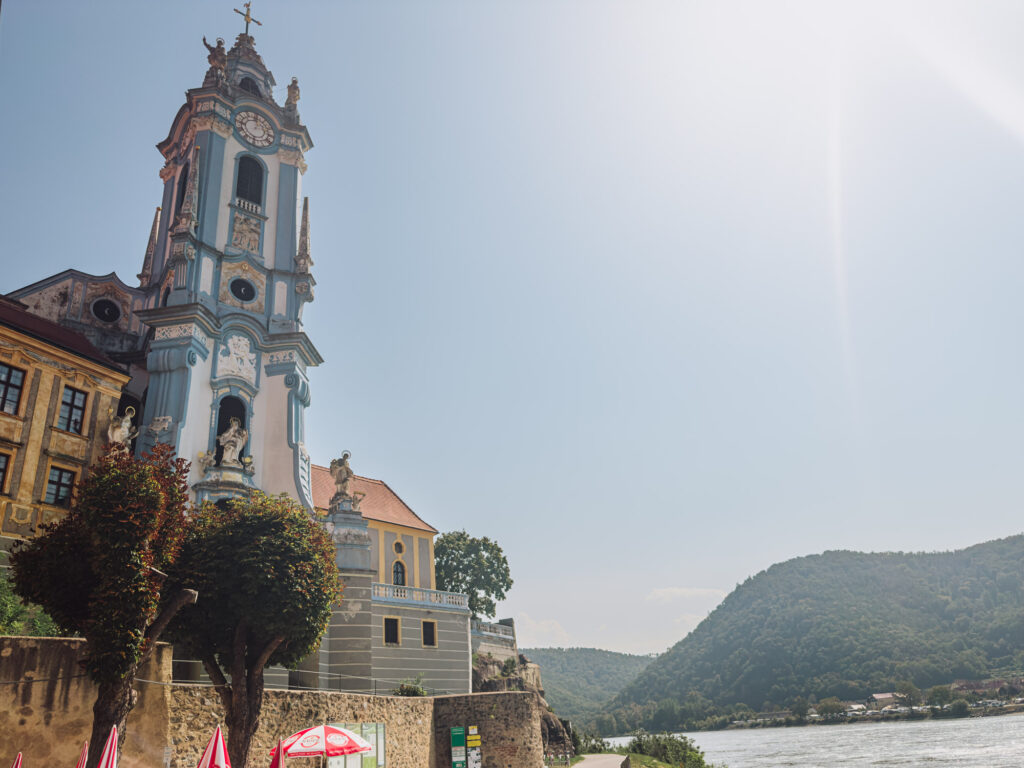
234 2 262 35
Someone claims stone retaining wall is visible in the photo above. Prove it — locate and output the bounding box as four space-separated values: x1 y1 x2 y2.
0 638 543 768
0 636 172 768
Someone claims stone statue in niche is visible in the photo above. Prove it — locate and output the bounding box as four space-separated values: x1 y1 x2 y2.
330 451 354 499
231 213 261 252
217 417 248 468
106 406 138 452
218 335 257 384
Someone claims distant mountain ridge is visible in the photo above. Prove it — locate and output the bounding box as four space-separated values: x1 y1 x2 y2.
605 534 1024 733
521 647 655 724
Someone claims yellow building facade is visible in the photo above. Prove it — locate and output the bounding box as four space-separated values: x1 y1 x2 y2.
0 297 129 555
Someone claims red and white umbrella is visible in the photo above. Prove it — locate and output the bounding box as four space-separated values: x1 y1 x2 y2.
196 726 231 768
73 742 88 768
97 726 118 768
274 725 372 758
268 738 285 768
10 753 22 768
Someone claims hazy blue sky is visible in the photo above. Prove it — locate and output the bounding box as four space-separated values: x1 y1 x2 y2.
2 1 1023 654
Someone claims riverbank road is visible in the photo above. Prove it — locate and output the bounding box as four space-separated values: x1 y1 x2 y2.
574 755 623 768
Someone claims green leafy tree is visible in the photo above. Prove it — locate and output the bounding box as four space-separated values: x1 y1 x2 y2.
926 685 953 707
789 696 809 719
10 445 195 768
434 530 512 618
166 493 341 768
0 571 60 636
896 680 922 706
816 697 845 718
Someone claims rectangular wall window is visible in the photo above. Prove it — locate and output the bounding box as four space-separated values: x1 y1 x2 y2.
384 616 400 645
57 386 87 434
44 466 76 507
0 453 9 493
0 364 25 416
422 620 437 648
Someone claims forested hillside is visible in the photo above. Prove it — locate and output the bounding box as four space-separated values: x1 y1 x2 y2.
522 647 655 723
605 534 1024 734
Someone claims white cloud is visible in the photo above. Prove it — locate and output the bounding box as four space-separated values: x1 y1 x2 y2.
515 612 572 648
645 586 727 604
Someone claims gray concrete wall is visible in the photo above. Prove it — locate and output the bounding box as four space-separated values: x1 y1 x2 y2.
322 569 375 692
371 601 471 695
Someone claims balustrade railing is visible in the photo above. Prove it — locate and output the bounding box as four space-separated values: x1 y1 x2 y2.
235 197 262 215
372 582 469 609
471 619 515 638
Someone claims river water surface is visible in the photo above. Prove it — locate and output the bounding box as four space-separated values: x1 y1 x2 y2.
606 714 1024 767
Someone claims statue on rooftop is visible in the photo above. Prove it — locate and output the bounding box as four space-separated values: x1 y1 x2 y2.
330 452 354 499
202 37 227 86
286 77 300 107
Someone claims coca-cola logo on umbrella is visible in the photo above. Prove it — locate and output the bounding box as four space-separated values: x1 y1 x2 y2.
300 735 320 748
326 734 350 746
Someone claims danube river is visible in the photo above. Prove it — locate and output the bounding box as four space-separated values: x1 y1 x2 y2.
606 713 1024 767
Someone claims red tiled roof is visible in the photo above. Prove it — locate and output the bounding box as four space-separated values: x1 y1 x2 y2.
311 464 438 534
0 297 123 371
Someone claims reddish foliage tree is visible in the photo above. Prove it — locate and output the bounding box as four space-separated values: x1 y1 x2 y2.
10 444 197 768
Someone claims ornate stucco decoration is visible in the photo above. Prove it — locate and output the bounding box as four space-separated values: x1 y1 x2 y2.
219 261 266 312
230 212 262 253
145 416 173 436
217 334 257 384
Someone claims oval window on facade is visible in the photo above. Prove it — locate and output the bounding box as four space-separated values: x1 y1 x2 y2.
230 279 257 302
91 299 121 323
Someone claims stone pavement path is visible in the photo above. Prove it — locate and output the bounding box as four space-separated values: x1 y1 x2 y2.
574 755 624 768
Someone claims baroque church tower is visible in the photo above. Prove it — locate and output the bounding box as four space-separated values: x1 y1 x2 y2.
10 14 320 509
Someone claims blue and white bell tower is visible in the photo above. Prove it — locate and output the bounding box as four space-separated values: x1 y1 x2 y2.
135 17 321 509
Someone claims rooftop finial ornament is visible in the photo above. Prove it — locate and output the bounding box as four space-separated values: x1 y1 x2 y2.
234 2 262 35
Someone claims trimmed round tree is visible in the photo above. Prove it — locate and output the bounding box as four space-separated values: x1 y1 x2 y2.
167 492 341 768
10 444 194 768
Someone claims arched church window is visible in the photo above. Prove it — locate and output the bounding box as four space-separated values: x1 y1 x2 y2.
175 161 190 215
214 395 247 465
239 77 261 97
236 157 263 205
392 560 406 587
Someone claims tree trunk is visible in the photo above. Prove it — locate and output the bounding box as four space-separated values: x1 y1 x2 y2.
83 588 196 768
86 677 137 768
209 630 284 768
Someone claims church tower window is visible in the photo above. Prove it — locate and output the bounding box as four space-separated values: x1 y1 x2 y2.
239 77 261 97
214 395 247 464
175 161 190 215
236 156 263 206
392 560 406 586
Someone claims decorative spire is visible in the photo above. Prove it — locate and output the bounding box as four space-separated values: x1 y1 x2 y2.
234 3 262 35
295 197 312 273
138 206 161 287
172 146 200 237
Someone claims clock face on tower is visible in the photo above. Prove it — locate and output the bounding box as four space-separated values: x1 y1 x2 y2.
235 111 275 147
